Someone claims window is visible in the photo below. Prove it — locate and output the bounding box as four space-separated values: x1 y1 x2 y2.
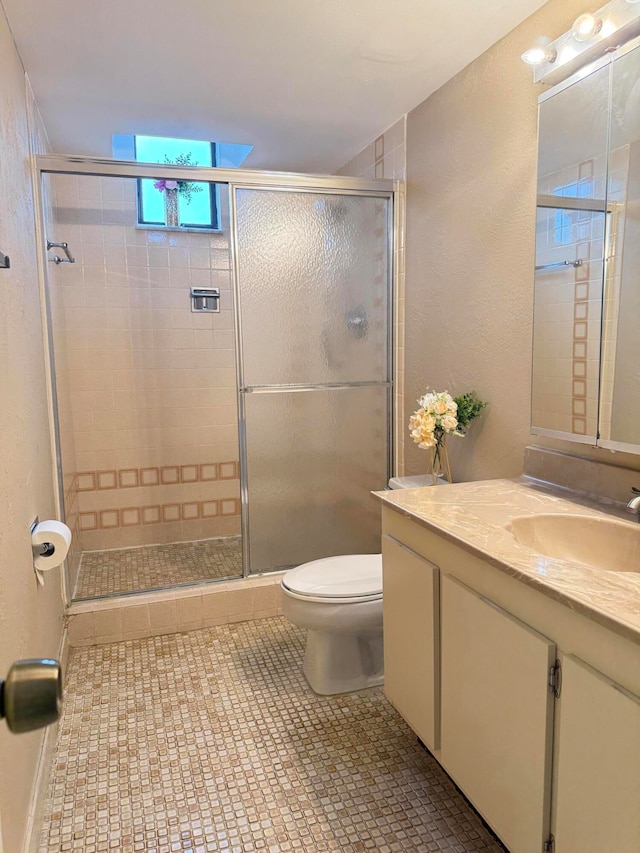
552 178 595 245
134 135 218 229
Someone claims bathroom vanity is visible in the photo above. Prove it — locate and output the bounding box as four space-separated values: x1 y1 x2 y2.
375 480 640 853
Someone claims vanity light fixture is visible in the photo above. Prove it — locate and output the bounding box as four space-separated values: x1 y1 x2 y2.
521 46 557 65
523 0 640 84
572 13 603 40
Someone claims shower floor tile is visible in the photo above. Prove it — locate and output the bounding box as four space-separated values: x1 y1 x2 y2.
74 536 243 599
38 618 505 853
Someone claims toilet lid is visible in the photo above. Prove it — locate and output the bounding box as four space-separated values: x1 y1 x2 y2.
282 554 382 599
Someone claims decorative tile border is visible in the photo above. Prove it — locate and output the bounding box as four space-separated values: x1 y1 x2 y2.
78 498 241 531
161 467 179 485
76 472 96 492
79 512 98 531
119 469 139 488
97 471 117 490
572 215 590 436
63 476 79 515
76 461 239 493
141 467 160 486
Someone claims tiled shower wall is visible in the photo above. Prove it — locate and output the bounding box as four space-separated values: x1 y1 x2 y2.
337 116 406 474
47 174 240 554
533 147 628 438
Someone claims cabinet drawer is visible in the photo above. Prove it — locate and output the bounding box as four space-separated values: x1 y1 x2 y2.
382 534 440 750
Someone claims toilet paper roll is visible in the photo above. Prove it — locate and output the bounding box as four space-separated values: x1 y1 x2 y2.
31 520 72 571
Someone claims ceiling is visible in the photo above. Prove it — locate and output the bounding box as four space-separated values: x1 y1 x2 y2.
3 0 549 173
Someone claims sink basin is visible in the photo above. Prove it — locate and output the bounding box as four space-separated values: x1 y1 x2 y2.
506 513 640 573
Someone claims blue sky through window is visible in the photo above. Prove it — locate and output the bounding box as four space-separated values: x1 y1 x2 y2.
552 178 596 245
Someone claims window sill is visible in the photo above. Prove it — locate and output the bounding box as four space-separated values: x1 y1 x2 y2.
135 224 223 234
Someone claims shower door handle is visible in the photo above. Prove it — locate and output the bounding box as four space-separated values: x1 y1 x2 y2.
240 381 392 394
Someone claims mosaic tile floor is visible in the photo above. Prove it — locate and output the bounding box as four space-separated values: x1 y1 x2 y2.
74 536 243 599
39 618 506 853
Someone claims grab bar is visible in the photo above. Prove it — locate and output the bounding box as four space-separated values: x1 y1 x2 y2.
535 259 583 272
46 241 75 265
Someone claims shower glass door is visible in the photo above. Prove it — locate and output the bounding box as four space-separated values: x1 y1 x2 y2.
232 187 392 574
41 171 243 600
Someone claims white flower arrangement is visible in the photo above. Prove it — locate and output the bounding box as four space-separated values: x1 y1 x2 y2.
409 388 487 484
409 390 462 449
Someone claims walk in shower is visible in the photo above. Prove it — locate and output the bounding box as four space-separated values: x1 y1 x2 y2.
36 156 394 602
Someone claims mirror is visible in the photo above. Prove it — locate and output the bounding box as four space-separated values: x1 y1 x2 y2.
532 40 640 453
604 45 640 448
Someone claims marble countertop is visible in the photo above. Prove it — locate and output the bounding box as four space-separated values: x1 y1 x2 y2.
374 478 640 644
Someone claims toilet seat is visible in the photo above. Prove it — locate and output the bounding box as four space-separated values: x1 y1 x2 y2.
282 554 382 603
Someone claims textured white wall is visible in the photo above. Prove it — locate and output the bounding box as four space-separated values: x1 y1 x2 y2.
0 5 64 850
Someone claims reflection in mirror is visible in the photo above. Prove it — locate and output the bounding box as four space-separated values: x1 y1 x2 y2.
532 62 609 442
603 44 640 448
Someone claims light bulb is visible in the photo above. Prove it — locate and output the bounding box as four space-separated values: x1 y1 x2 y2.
521 46 557 66
572 13 603 41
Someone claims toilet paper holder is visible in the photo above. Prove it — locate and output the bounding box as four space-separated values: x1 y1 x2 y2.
30 517 55 560
33 542 56 558
30 516 73 586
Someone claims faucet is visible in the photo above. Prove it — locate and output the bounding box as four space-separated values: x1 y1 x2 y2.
626 487 640 520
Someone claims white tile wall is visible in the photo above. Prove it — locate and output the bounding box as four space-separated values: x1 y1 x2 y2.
48 174 241 550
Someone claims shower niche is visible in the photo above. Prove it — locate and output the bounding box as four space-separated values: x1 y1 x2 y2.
39 162 393 602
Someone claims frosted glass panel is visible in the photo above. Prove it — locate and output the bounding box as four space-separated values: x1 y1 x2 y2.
235 189 389 386
244 386 389 573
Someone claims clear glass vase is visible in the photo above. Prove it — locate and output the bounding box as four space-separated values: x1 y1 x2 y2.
164 188 179 227
426 435 452 485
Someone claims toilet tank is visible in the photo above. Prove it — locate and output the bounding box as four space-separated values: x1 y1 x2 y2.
388 475 448 489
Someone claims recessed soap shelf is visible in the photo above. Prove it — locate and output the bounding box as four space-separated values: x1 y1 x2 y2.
190 287 220 313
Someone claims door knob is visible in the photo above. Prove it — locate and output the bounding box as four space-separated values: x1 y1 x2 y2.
0 659 62 733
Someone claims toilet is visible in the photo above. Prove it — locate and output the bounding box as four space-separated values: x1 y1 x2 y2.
281 475 433 695
281 553 384 695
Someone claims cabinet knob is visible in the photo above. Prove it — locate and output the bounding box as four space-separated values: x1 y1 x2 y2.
0 659 63 734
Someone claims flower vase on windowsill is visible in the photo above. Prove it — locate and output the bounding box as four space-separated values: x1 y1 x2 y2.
153 153 204 229
164 187 179 227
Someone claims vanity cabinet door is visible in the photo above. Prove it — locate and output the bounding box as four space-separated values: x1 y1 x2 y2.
382 534 440 750
553 654 640 853
440 575 555 853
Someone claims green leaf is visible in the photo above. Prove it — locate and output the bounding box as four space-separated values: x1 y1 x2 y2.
453 391 487 432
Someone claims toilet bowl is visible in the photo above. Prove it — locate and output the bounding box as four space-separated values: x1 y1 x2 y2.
281 553 383 695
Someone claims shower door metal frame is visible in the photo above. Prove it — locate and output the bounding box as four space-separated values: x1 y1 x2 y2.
34 155 396 590
228 182 395 576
